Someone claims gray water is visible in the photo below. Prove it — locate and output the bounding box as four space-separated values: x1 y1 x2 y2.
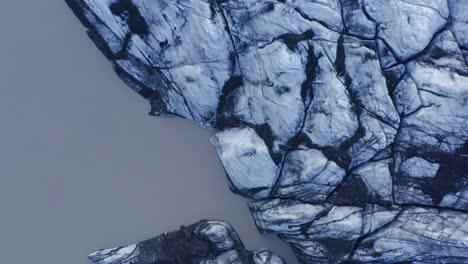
0 1 298 263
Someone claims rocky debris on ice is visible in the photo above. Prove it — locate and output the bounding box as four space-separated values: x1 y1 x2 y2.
89 220 285 264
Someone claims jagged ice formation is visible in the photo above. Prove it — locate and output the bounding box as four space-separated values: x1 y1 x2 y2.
88 220 285 264
66 0 468 262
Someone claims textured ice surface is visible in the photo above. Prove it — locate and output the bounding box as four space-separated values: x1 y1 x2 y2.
67 0 468 262
88 220 285 264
